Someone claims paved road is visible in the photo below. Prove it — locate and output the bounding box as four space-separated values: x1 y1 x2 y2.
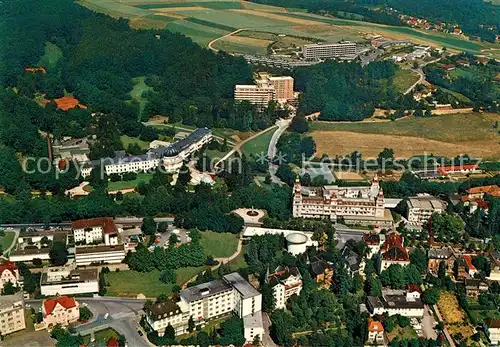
267 118 292 185
433 304 456 347
208 28 246 52
262 312 277 347
422 305 438 340
403 58 442 95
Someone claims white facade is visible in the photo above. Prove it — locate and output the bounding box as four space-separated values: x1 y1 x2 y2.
41 267 99 296
303 42 357 60
243 312 264 343
0 292 26 335
146 272 263 339
488 325 500 345
0 263 20 292
42 297 80 328
293 177 387 223
74 245 125 266
9 251 50 263
74 226 103 245
234 84 275 107
406 196 445 227
368 290 424 318
267 267 302 310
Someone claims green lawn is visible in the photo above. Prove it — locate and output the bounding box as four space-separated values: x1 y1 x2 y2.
241 127 276 158
387 326 418 341
120 134 150 150
38 42 63 70
107 173 153 191
128 76 153 117
393 68 420 93
82 328 120 345
105 267 206 297
0 231 17 253
227 245 247 271
200 231 239 258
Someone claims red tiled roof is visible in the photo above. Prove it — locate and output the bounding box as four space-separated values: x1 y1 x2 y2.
441 64 456 71
467 185 500 195
408 284 421 293
0 261 17 276
463 255 477 271
438 164 478 175
43 296 77 315
107 337 119 347
54 96 87 111
72 217 117 235
368 319 384 332
381 233 409 261
24 67 46 73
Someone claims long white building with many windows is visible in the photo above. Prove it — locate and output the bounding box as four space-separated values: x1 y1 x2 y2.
144 272 263 343
302 42 357 60
292 176 392 225
81 128 212 178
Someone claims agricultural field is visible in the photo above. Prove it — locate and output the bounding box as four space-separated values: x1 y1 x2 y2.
200 231 239 258
392 68 420 93
310 113 500 159
77 0 500 59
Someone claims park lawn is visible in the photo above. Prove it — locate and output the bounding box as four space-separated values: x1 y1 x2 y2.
38 42 63 69
241 126 276 158
107 173 153 191
105 267 206 297
120 134 150 150
0 231 17 253
227 245 248 271
200 231 239 258
392 68 420 93
387 326 418 341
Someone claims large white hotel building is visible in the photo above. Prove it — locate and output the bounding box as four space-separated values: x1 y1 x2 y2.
292 176 393 226
81 128 212 178
302 42 357 60
234 74 294 107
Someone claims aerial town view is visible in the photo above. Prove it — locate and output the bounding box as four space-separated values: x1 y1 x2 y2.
0 0 500 346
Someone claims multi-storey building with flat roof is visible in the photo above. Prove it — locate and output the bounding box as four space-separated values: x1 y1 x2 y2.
145 272 263 343
72 217 118 246
40 267 99 296
293 176 392 226
74 244 126 266
302 42 357 60
267 76 294 101
234 75 294 106
0 292 26 335
406 196 446 227
367 289 424 318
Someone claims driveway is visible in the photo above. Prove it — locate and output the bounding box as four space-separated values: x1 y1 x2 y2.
422 305 437 340
262 312 277 347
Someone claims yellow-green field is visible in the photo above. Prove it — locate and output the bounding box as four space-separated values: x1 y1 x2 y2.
310 113 500 159
77 0 500 59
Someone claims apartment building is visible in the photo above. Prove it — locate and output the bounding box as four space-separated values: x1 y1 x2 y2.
379 233 410 272
302 42 357 60
42 296 79 328
406 196 446 227
0 292 26 335
145 272 263 343
74 244 126 266
72 217 119 246
367 289 424 318
234 74 294 106
293 176 392 226
0 261 20 292
267 76 294 101
81 128 212 178
266 266 302 310
486 319 500 345
40 267 99 296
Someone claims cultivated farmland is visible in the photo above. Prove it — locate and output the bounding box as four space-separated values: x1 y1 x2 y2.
310 113 500 159
77 0 500 59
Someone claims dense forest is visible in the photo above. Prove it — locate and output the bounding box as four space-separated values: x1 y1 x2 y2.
294 61 404 121
250 0 499 42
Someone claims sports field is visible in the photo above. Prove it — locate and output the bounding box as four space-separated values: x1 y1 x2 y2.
77 0 500 59
310 113 500 159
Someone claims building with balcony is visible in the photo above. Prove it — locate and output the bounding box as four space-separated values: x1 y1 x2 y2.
266 266 302 310
0 292 26 335
406 196 446 227
302 42 357 60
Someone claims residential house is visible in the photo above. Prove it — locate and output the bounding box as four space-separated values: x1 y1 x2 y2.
364 233 382 259
0 261 20 292
486 319 500 345
42 296 80 328
379 233 410 272
342 246 365 277
266 266 302 310
427 247 457 275
488 251 500 282
0 292 26 335
464 279 489 298
367 318 385 345
309 257 333 289
463 255 478 277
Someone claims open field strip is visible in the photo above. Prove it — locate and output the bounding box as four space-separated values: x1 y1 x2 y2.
77 0 152 17
166 19 229 44
213 34 272 54
310 113 500 159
